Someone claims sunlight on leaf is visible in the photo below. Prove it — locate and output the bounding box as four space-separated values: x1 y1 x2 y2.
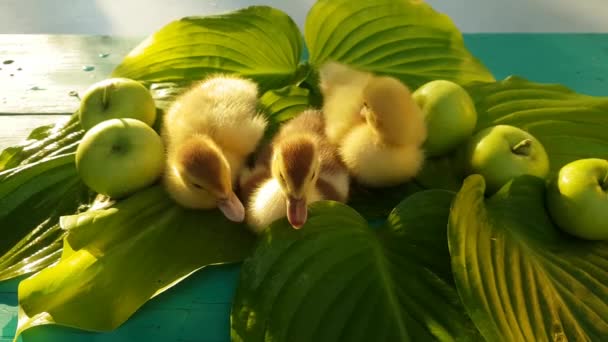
15 185 255 338
112 6 303 91
466 76 608 174
0 154 88 281
305 0 494 89
449 175 608 341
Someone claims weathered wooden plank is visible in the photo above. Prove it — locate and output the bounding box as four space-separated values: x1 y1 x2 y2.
0 115 69 151
0 35 140 115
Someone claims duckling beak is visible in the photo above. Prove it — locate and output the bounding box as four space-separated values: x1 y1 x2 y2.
217 191 245 223
287 197 307 229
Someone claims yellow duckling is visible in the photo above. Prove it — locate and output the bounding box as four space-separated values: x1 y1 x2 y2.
162 74 267 222
240 109 349 232
319 62 427 187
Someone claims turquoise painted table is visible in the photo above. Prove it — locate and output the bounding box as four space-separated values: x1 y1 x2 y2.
1 33 607 342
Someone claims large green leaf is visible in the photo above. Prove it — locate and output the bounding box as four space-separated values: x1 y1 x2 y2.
347 181 424 221
148 81 192 113
415 154 465 192
0 114 82 172
305 0 494 89
0 154 89 281
232 192 481 341
449 174 608 341
112 6 303 91
15 185 256 337
467 76 608 174
258 84 312 140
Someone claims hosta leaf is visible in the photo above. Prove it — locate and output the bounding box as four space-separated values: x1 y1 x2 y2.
0 154 88 281
16 185 256 337
415 154 465 192
0 114 82 172
258 85 312 140
347 181 424 221
466 76 608 174
305 0 494 89
112 6 303 91
232 192 481 342
148 81 192 113
449 175 608 341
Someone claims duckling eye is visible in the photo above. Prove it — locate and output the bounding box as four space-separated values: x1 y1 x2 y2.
310 171 317 180
192 183 203 189
363 101 368 108
279 173 286 184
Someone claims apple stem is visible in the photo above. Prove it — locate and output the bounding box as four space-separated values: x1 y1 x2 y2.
512 139 532 156
602 172 608 191
102 86 109 110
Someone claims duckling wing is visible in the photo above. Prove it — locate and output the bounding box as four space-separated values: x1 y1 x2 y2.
212 110 267 158
340 125 425 187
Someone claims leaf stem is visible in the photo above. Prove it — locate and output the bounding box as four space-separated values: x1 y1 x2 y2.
512 139 532 156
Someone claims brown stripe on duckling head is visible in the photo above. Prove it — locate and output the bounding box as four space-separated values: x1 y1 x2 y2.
177 137 227 193
278 137 316 190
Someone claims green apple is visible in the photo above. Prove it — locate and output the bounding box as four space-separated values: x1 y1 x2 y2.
413 80 477 157
546 158 608 240
465 125 549 193
76 118 165 198
79 78 157 130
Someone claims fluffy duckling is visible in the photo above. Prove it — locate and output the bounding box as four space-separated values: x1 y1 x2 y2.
162 74 267 222
319 62 427 187
240 109 349 232
318 62 372 144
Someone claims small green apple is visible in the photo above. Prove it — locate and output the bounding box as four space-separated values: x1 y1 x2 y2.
413 80 477 157
546 158 608 240
465 125 549 193
76 118 165 198
79 78 157 130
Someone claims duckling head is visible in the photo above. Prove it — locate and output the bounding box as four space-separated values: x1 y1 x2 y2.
361 76 425 146
174 135 245 222
271 135 320 229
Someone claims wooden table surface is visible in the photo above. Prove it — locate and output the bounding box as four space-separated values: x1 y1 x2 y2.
1 33 608 341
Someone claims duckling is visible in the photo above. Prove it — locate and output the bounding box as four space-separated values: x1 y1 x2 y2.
240 109 349 232
318 61 372 143
162 74 267 222
319 62 427 187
